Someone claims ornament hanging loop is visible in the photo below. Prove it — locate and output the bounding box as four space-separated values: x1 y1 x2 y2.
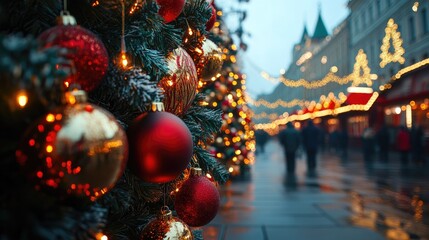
57 0 76 26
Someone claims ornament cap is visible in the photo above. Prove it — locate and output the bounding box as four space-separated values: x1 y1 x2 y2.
64 90 88 105
151 102 165 112
56 11 77 26
190 167 203 176
160 207 173 221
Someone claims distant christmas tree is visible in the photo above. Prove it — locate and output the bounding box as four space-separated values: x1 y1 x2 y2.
200 5 255 178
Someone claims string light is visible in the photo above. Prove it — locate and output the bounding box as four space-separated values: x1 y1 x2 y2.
380 57 429 91
260 50 375 89
129 0 144 14
254 92 379 131
16 91 28 108
412 2 419 12
119 0 131 69
252 112 279 120
247 92 346 110
380 18 405 68
249 98 305 108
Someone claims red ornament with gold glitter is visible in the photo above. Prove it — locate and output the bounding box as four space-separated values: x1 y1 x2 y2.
156 0 185 23
15 90 128 201
127 102 193 183
174 167 220 227
159 47 198 116
38 13 109 91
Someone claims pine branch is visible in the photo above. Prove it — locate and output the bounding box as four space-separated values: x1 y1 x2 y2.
194 146 229 184
182 94 223 143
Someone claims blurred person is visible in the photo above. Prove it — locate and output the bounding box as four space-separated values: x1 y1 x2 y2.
278 122 301 174
396 125 411 165
301 120 321 173
329 128 340 154
362 126 376 162
411 124 425 164
376 124 390 162
255 129 270 154
338 126 349 159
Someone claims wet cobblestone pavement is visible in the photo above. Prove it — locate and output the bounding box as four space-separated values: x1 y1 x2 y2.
202 140 429 240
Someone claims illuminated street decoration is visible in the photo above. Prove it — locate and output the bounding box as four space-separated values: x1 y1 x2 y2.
380 18 405 68
351 49 373 87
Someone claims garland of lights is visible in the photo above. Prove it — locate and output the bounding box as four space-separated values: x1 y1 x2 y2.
252 112 279 120
260 49 376 89
255 57 429 132
254 92 379 131
248 92 347 109
248 98 305 108
379 18 405 68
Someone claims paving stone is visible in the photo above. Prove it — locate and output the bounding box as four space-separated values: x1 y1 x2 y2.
265 227 385 240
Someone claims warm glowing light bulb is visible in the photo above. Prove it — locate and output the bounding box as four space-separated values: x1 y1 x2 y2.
121 53 129 68
412 2 419 12
17 92 28 108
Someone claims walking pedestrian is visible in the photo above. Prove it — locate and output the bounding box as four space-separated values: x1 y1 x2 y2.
362 127 376 162
338 126 349 159
301 120 320 173
396 125 411 165
411 124 425 164
255 129 270 154
376 124 390 162
278 122 301 174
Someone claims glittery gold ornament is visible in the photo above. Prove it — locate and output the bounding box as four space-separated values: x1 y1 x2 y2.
159 47 198 116
200 39 223 81
15 90 128 201
140 207 193 240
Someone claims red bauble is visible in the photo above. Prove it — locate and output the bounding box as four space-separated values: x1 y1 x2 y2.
127 106 193 183
156 0 185 23
206 5 217 31
174 168 220 227
159 47 198 116
38 25 109 91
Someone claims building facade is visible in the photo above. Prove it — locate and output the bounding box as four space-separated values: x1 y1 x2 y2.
255 0 429 141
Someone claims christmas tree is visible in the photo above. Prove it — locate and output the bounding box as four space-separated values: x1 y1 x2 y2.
199 5 255 178
0 0 230 239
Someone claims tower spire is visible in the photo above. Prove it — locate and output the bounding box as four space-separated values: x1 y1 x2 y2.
312 4 328 40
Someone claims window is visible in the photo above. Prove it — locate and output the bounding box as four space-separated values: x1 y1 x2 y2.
376 0 381 15
409 16 416 42
369 5 373 22
422 9 428 34
386 0 391 8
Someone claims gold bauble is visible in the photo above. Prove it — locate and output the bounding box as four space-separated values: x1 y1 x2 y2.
159 47 198 116
200 39 223 81
141 209 193 240
15 90 128 201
